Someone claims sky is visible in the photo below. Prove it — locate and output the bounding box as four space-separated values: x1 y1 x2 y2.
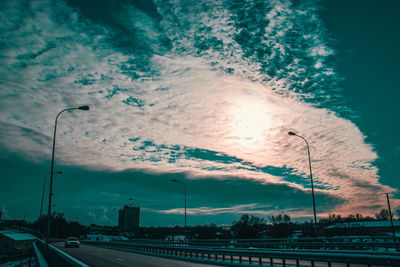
0 0 399 227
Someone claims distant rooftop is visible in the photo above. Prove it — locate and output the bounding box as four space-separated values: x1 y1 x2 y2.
1 232 37 241
327 220 400 229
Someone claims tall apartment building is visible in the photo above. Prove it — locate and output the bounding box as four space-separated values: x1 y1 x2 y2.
118 205 140 232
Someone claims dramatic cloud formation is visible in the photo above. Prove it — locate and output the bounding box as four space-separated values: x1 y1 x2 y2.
0 0 397 223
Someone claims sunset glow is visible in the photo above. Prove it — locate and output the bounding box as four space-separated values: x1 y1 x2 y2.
230 101 270 148
0 0 398 226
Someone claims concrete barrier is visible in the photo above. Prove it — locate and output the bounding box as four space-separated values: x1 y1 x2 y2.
36 240 89 267
32 242 49 267
85 240 400 266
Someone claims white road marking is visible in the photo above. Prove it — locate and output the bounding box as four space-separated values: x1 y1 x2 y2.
116 258 124 262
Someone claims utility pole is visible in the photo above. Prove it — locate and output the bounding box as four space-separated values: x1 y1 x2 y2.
386 193 396 242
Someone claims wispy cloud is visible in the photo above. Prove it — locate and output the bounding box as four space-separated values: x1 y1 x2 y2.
148 203 331 218
148 203 273 216
0 0 395 219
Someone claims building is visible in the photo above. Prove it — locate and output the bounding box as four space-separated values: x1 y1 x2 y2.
86 234 129 242
325 220 400 236
0 231 37 256
118 205 140 232
87 224 119 236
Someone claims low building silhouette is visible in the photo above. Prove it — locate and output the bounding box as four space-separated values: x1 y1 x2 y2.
0 231 37 256
87 224 119 236
326 220 400 236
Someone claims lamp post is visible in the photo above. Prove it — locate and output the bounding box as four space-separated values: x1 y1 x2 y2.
288 131 317 230
51 204 58 238
46 105 89 244
39 171 62 233
172 179 187 241
386 193 396 242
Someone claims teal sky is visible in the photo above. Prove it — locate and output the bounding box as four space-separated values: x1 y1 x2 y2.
1 0 399 226
321 0 400 192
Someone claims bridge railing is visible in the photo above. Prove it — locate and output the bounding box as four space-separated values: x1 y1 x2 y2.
32 242 49 267
104 236 400 251
84 240 400 266
36 240 89 267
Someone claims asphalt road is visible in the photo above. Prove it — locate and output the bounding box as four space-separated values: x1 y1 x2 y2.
53 242 218 267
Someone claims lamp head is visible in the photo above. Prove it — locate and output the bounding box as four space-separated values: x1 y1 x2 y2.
78 105 90 111
288 131 296 136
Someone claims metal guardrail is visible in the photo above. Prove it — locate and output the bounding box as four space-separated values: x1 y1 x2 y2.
37 240 89 267
188 240 400 251
32 242 50 267
85 240 400 266
107 236 400 251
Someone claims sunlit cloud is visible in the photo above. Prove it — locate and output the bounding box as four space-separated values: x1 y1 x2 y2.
0 0 396 221
149 203 331 218
149 204 273 216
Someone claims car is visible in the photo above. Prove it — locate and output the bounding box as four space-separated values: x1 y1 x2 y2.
64 237 80 248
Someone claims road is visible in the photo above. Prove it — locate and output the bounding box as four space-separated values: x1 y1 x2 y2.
53 242 218 267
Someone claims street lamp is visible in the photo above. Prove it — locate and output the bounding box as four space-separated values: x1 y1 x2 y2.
39 171 62 233
172 179 187 241
288 131 317 229
46 105 89 243
386 193 396 242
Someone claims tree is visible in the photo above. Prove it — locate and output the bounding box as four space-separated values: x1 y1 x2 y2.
375 209 390 220
270 214 290 224
328 213 342 223
268 214 295 238
192 223 218 239
231 214 265 238
32 212 87 238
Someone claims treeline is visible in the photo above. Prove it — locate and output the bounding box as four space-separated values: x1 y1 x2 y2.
31 212 88 238
139 209 396 239
229 209 396 239
22 209 396 239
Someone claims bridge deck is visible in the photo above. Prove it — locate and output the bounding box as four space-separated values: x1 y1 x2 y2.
53 242 217 267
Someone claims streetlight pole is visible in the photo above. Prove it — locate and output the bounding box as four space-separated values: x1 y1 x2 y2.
172 179 187 241
46 105 89 244
386 193 396 242
39 171 62 234
288 131 317 231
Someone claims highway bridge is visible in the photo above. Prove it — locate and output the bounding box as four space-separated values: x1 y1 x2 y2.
32 238 400 267
53 242 214 267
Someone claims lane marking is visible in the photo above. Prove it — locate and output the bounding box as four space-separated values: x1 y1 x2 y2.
116 258 124 262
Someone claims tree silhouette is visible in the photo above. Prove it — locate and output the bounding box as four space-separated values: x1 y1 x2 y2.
375 209 390 220
231 214 265 238
33 212 87 238
268 214 295 238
